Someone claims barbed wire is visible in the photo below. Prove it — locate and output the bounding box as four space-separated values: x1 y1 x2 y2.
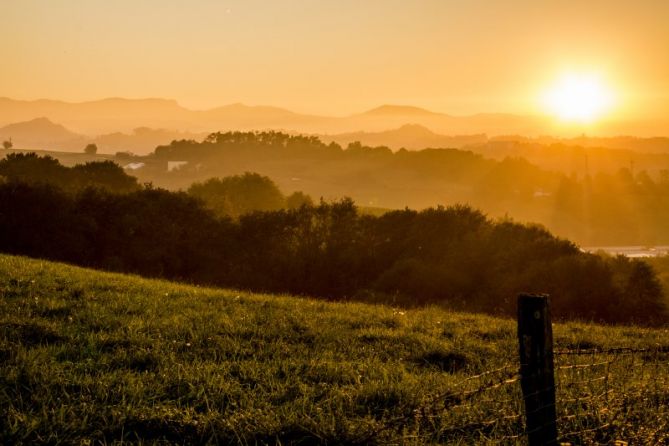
554 345 669 356
351 364 523 444
552 343 669 445
328 340 669 444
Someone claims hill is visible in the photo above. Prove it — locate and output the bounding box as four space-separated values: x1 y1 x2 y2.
320 124 487 149
138 131 669 246
0 97 191 134
3 172 664 324
0 117 207 155
0 117 85 149
5 129 669 247
360 105 443 117
1 254 668 444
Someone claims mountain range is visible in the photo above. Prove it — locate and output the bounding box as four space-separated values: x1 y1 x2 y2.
0 116 488 154
1 97 668 155
3 115 669 158
0 97 555 136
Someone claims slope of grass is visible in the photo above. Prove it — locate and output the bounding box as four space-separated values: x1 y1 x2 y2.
1 254 667 445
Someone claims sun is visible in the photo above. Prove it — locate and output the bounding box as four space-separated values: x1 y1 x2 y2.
541 73 615 123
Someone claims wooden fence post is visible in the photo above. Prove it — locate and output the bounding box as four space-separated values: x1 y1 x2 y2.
518 293 558 445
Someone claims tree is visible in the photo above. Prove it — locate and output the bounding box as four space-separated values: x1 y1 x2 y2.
286 191 313 209
71 161 140 193
0 153 69 188
0 153 139 194
188 173 285 219
2 138 12 150
84 143 98 155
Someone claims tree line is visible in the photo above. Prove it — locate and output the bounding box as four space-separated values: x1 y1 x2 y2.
0 153 139 193
142 131 669 246
0 154 665 325
0 153 312 218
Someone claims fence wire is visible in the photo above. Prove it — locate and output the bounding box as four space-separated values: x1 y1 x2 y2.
353 363 524 444
552 345 669 445
375 344 669 445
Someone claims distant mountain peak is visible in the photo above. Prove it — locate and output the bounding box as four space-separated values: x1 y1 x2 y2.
0 117 83 144
211 102 296 112
2 116 65 130
93 97 181 105
25 116 54 124
361 105 442 117
394 123 438 135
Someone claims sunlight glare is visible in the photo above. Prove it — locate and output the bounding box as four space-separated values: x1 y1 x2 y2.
541 73 615 123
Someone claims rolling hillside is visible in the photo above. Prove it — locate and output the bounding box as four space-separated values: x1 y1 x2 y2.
0 117 85 149
1 254 668 444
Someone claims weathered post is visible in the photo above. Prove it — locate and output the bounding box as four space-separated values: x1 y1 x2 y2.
518 293 558 445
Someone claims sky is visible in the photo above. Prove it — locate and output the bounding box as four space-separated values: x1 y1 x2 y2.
1 0 668 118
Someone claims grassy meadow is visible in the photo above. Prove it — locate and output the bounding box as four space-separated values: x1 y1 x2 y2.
2 254 668 445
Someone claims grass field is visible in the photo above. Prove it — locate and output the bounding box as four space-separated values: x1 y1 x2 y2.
1 254 668 445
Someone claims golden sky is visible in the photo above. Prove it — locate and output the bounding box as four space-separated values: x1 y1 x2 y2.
1 0 668 119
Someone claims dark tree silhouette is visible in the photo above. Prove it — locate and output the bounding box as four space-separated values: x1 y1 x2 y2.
84 143 98 155
286 191 313 209
0 153 138 193
188 173 285 219
0 161 665 325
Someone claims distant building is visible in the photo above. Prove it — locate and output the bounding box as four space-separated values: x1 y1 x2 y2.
533 188 551 198
167 161 188 172
124 162 145 170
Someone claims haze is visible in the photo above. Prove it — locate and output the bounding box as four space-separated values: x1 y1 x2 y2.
4 3 669 442
2 0 668 125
